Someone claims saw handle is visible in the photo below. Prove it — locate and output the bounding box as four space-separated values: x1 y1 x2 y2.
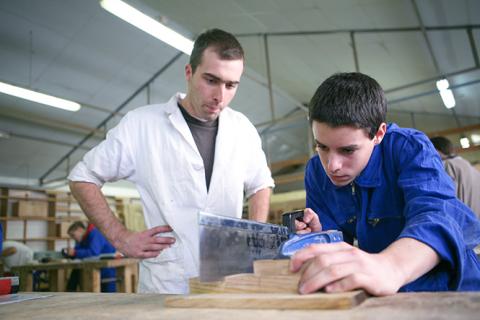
282 209 305 234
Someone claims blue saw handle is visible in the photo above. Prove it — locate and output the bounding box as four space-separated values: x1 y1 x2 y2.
277 230 343 258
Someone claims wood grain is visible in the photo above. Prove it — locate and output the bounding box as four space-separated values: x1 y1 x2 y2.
190 273 300 294
165 291 367 310
253 259 292 276
186 259 367 309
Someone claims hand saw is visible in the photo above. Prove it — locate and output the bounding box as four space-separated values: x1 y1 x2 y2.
198 210 343 281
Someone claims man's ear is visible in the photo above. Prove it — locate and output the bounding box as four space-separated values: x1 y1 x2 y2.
185 64 193 81
374 122 387 144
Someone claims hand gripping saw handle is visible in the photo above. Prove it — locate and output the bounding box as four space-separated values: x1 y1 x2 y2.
278 210 344 258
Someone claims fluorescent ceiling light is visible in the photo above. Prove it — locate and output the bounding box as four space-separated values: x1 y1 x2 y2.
0 81 81 112
460 137 470 149
436 78 456 109
0 130 10 139
100 0 194 55
471 134 480 145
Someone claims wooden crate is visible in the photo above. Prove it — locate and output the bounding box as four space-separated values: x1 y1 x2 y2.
12 200 48 217
56 221 71 238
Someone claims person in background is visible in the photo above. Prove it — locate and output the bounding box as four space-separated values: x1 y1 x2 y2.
65 221 116 292
68 28 274 293
0 240 47 290
430 136 480 219
0 240 34 272
293 72 480 296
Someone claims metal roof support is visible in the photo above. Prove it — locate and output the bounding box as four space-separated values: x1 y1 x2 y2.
350 32 359 72
410 112 417 129
388 109 480 120
388 78 480 104
411 0 463 128
385 67 479 93
263 34 276 121
467 27 480 68
235 25 480 38
39 52 184 185
7 132 91 151
411 0 441 73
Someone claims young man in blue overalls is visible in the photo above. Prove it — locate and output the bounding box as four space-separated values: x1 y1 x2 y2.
293 72 480 295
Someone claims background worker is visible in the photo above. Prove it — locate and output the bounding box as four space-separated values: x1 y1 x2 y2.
0 240 34 272
65 221 116 292
430 136 480 219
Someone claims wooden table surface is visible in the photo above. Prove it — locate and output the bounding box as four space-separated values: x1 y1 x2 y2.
1 291 479 320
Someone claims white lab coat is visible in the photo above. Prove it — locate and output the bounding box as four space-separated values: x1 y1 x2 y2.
68 93 274 293
1 241 34 271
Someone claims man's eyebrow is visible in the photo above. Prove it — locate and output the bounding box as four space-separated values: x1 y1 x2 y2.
203 72 240 84
314 139 359 149
340 145 360 149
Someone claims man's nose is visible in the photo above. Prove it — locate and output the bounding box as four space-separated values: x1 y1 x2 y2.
327 154 342 173
213 85 225 103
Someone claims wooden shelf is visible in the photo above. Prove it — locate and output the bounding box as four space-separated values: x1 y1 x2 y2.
1 187 125 249
0 216 54 221
55 206 84 213
0 195 58 202
6 237 71 241
56 216 89 222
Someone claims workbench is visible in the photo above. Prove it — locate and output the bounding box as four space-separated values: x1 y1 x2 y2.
0 291 479 320
10 258 138 293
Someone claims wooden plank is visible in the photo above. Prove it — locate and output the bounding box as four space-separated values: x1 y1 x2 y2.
117 265 137 293
274 172 304 185
81 268 101 293
48 269 66 292
253 259 292 276
165 291 367 310
190 273 300 294
270 156 309 172
191 260 306 294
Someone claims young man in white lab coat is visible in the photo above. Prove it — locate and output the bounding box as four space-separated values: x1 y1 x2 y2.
68 29 274 293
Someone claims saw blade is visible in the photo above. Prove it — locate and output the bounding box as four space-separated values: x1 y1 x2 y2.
198 212 289 282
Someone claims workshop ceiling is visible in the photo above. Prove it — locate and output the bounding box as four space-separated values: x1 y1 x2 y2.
0 0 479 190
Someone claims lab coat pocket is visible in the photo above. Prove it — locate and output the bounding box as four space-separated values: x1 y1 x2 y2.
140 241 184 281
149 241 181 263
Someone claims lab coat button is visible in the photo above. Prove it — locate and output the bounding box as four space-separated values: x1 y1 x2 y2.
193 164 203 171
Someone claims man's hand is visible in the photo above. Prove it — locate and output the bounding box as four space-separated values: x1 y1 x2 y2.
295 208 322 234
290 241 404 296
66 248 76 257
114 225 176 259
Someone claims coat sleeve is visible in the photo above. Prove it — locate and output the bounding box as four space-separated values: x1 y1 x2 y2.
392 131 480 289
67 112 136 186
74 232 104 258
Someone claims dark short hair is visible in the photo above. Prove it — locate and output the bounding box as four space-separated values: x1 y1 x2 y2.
68 221 86 234
308 72 387 139
189 28 244 74
430 136 454 155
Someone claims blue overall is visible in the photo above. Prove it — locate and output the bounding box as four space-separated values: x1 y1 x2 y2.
74 224 117 292
305 123 480 291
